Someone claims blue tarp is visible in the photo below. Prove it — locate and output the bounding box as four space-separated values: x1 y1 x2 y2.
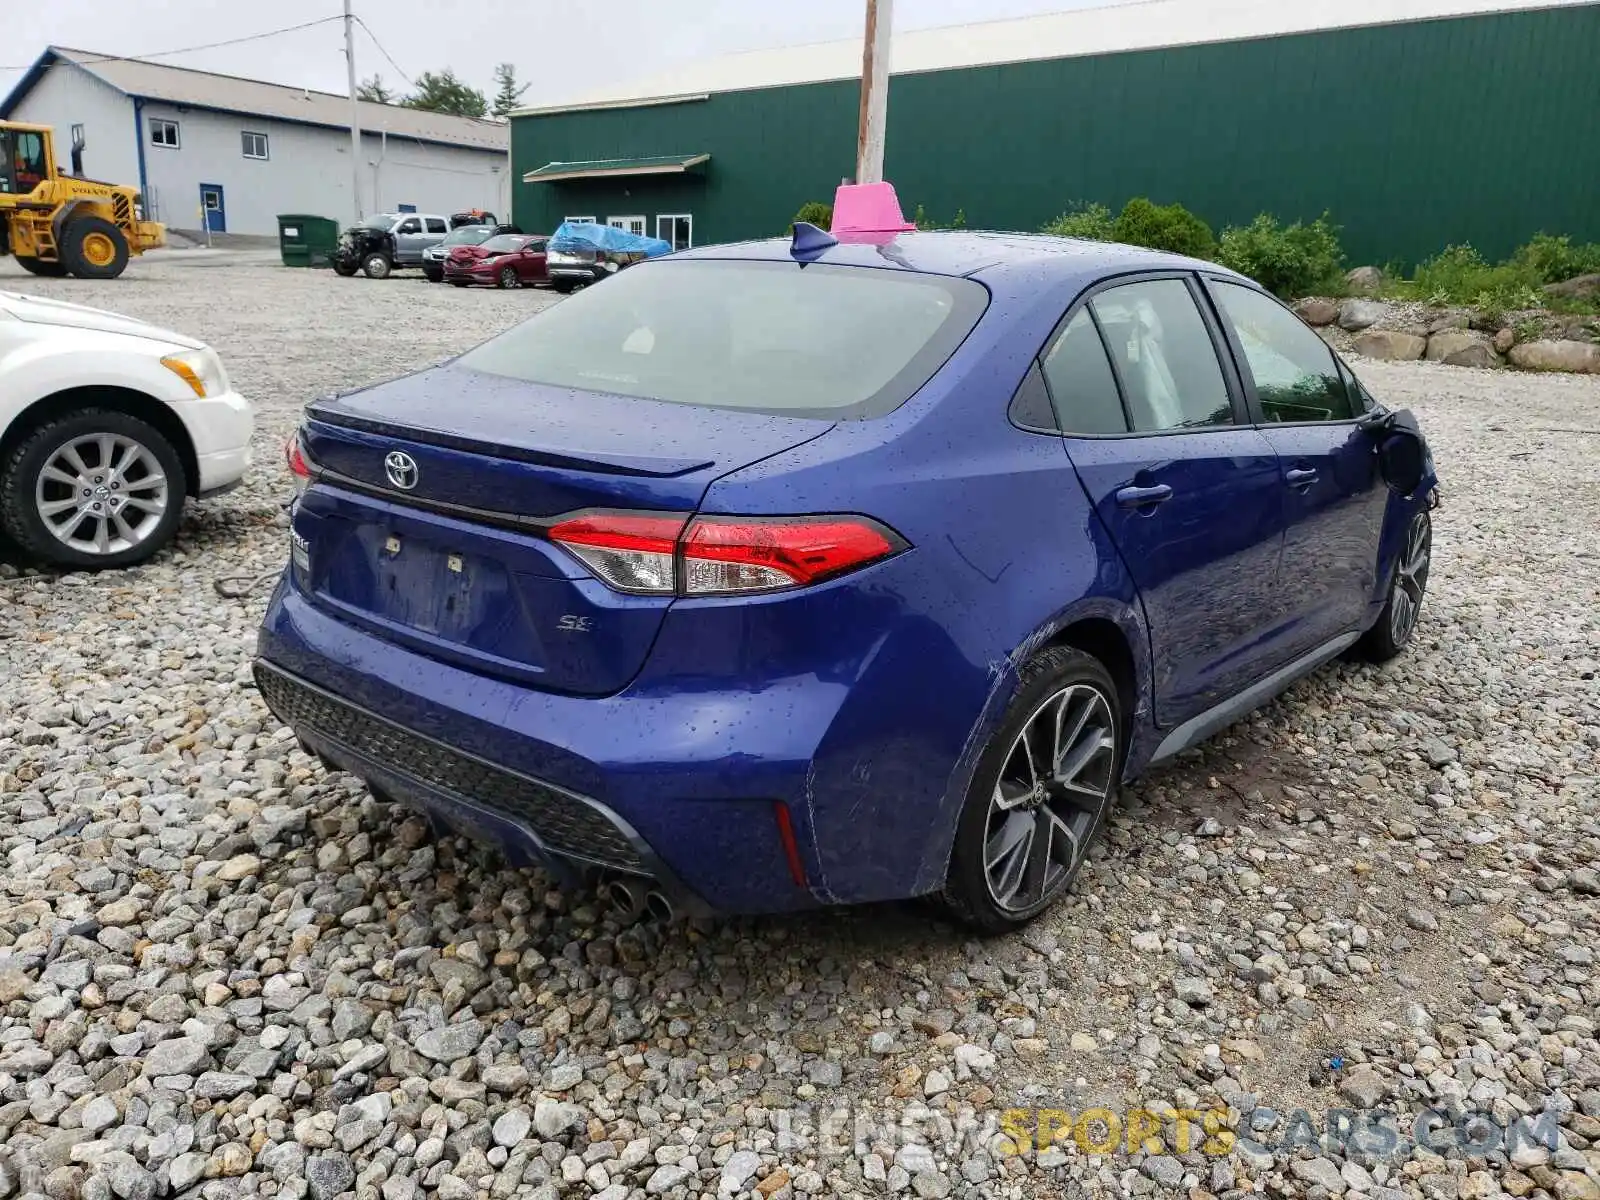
549 221 673 257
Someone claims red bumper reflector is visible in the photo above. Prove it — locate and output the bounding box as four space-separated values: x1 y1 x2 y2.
773 802 809 888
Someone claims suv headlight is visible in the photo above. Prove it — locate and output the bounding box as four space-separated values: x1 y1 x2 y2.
161 347 230 398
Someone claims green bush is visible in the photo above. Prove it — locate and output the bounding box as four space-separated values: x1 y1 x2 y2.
1111 197 1217 259
791 201 833 232
1411 244 1546 310
910 204 967 231
1042 202 1116 241
1510 233 1600 284
1216 213 1346 299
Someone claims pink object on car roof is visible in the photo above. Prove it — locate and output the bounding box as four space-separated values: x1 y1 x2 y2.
830 181 917 241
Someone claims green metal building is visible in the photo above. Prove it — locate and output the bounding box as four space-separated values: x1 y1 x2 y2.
510 0 1600 266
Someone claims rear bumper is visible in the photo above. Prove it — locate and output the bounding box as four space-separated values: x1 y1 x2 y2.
255 561 987 914
253 658 713 915
548 264 607 283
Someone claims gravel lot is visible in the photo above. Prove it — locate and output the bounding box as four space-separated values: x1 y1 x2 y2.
1 252 1597 1200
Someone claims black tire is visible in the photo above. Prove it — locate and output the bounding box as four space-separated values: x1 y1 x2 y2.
0 409 188 570
60 216 130 280
497 266 520 289
362 253 392 280
333 261 358 277
16 256 68 277
1356 508 1432 663
941 646 1124 934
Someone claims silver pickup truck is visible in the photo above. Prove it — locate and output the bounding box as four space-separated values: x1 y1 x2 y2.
332 212 451 279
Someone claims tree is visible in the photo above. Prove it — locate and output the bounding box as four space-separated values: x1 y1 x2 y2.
403 69 488 119
356 74 396 104
491 63 528 118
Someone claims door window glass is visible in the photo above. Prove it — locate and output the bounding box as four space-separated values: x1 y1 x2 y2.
1212 281 1354 422
1090 279 1233 432
425 217 447 234
1040 310 1128 434
397 218 421 234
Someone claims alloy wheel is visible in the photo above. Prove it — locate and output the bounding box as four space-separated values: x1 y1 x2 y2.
34 432 170 557
982 682 1117 913
499 267 519 289
1389 511 1432 645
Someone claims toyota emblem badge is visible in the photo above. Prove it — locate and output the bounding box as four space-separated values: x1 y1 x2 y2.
384 450 419 491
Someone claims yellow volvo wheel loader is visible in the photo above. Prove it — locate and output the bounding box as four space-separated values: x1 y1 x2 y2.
0 122 165 279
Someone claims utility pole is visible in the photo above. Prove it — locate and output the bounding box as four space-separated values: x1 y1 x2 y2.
344 0 363 220
855 0 894 185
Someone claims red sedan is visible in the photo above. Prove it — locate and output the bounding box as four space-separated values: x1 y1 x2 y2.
444 234 550 289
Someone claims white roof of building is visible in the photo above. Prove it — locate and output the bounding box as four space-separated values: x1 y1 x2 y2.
516 0 1595 116
19 47 507 153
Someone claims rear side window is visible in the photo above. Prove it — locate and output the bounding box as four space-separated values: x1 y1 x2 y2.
426 217 448 234
1211 281 1354 422
1090 279 1233 433
457 260 989 420
1040 310 1127 434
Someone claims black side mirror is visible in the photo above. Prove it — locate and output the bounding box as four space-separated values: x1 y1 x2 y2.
1358 408 1429 497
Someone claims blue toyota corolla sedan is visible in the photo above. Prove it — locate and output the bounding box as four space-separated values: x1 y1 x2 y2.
257 225 1438 931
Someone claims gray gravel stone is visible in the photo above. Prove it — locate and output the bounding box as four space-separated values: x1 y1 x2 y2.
532 1100 584 1140
1291 1157 1347 1192
719 1151 760 1194
140 1038 210 1079
411 1020 485 1064
305 1154 356 1200
490 1110 530 1149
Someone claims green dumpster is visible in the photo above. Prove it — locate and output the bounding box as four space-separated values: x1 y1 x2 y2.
277 214 340 268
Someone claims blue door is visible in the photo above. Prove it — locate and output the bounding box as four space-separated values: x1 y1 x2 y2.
1204 278 1388 654
199 183 225 232
1041 274 1286 727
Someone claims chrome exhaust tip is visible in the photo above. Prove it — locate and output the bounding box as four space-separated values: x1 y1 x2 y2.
644 890 675 922
605 877 648 921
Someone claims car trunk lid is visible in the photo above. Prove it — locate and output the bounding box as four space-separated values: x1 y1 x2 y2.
295 363 833 694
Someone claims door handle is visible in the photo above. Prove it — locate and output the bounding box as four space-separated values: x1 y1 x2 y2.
1116 484 1174 508
1285 468 1319 488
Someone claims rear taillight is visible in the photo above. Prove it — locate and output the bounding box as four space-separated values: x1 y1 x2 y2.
547 512 906 597
285 433 313 494
545 512 685 594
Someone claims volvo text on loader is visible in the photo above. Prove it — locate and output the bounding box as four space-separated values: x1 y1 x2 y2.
1 122 165 280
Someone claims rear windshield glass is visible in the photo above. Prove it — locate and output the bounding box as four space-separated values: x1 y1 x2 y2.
455 259 988 419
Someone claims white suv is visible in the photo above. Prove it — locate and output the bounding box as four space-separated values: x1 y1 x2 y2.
0 290 253 568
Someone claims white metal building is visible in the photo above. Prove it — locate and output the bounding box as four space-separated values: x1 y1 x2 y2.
1 47 510 237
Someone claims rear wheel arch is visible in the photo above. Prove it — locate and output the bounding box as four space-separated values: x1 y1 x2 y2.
2 386 199 497
1048 618 1139 738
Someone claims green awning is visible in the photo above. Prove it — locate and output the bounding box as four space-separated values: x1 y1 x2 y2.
522 154 710 184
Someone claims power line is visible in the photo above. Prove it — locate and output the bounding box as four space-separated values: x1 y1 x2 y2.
352 16 416 89
0 17 344 72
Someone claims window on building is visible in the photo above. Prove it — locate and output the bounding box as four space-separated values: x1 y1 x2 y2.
150 119 180 149
564 215 595 224
241 131 269 160
425 217 447 234
656 214 692 252
608 215 646 237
